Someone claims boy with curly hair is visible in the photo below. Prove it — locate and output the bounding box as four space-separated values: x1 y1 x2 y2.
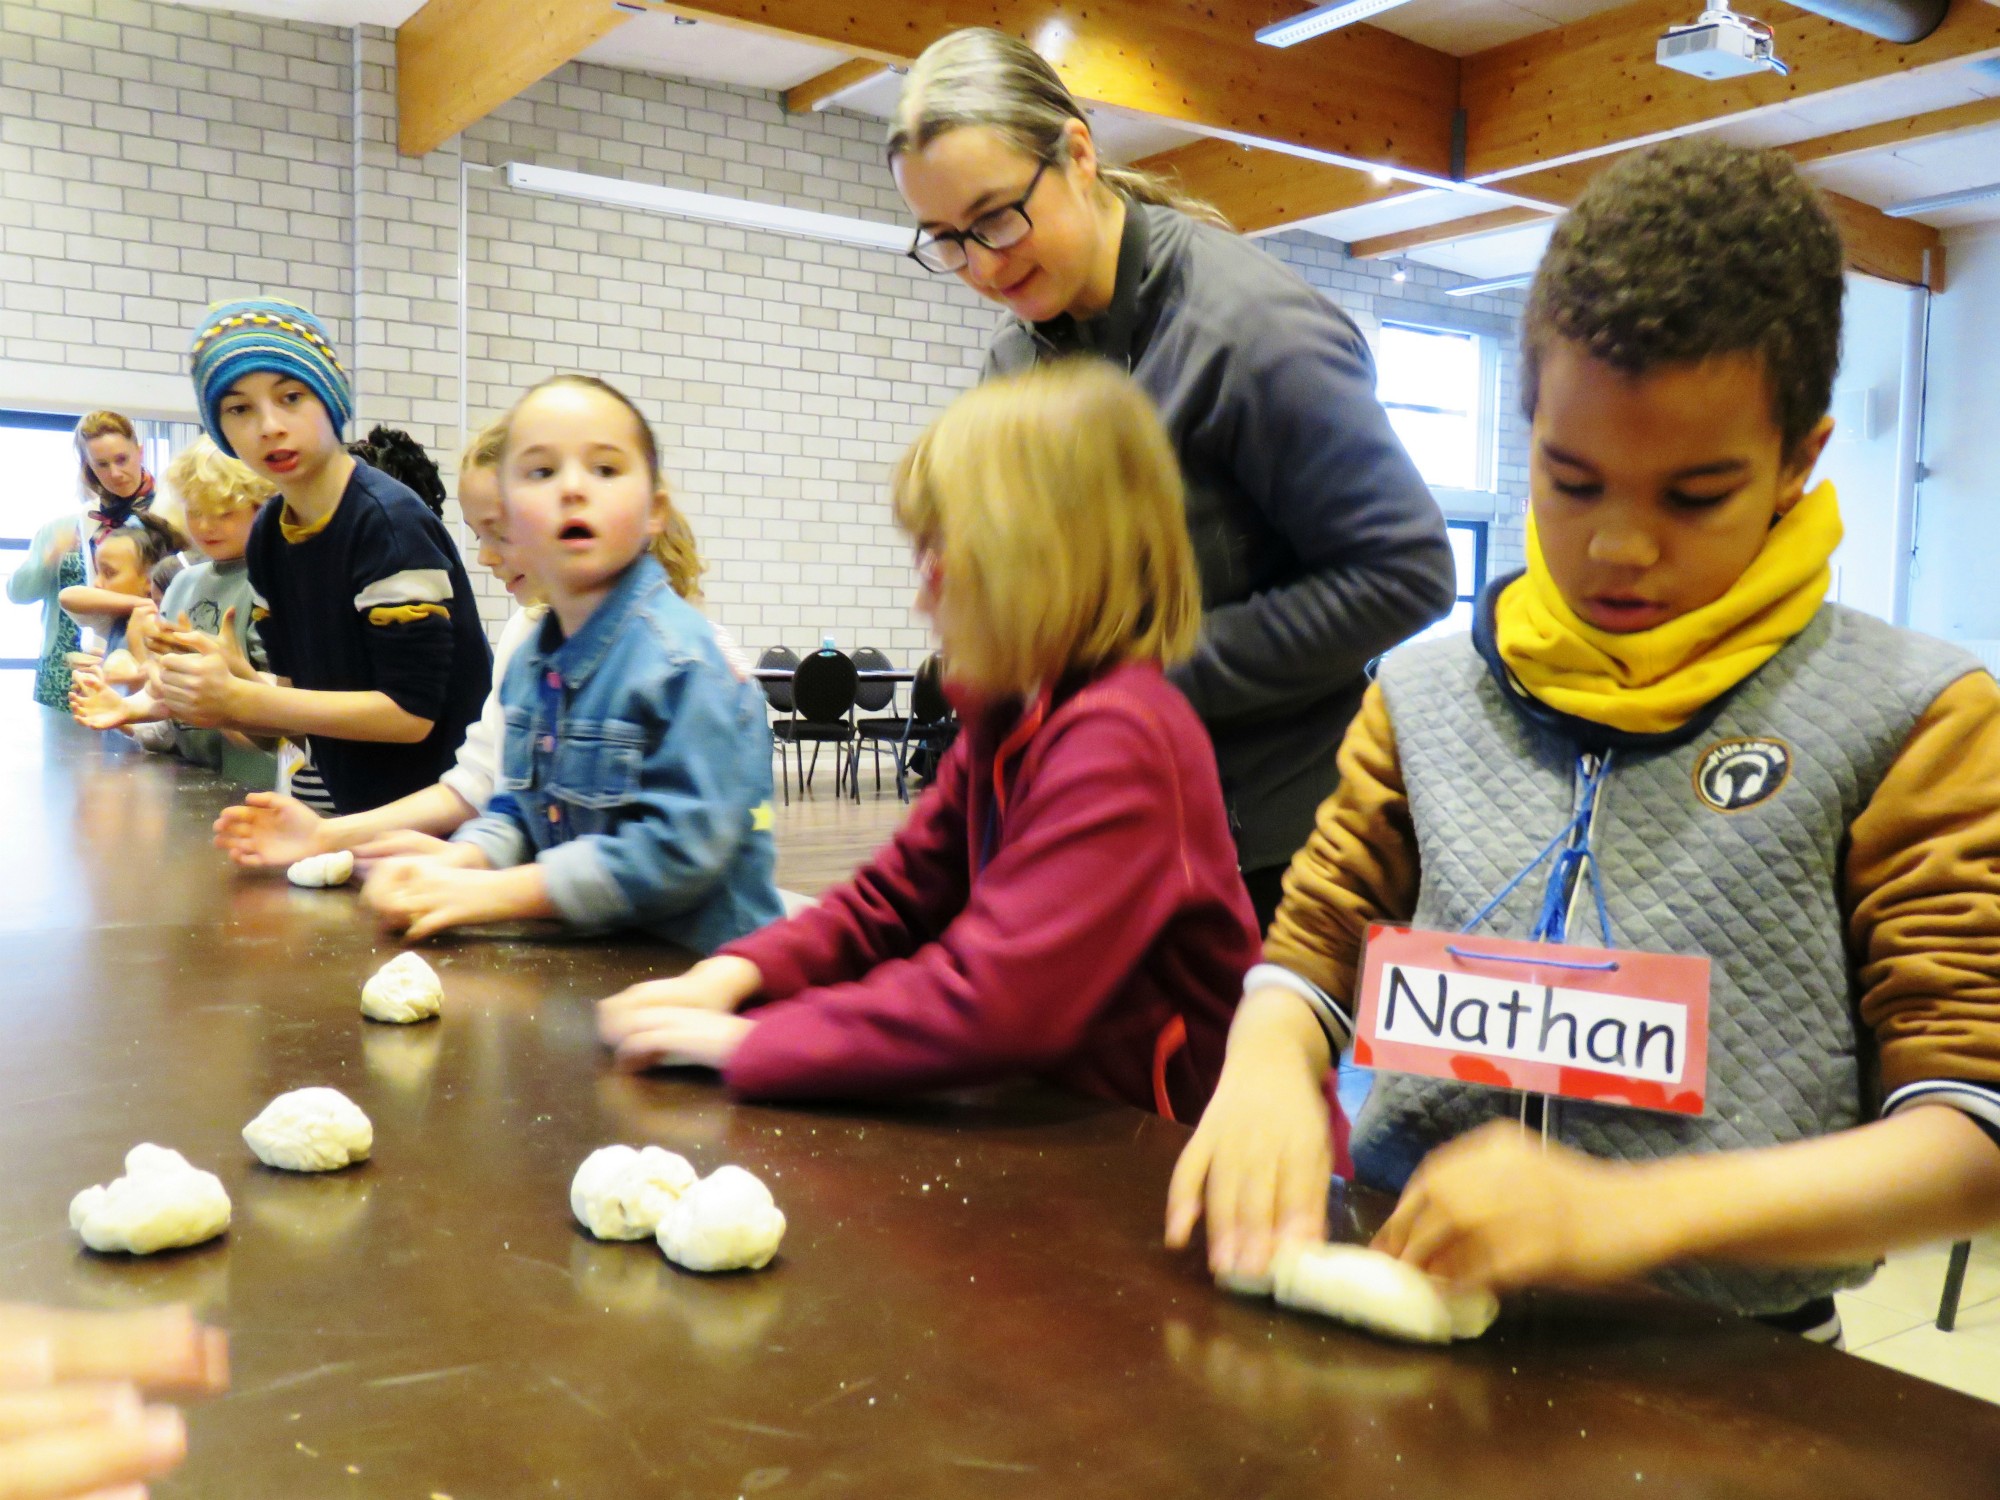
1167 138 2000 1342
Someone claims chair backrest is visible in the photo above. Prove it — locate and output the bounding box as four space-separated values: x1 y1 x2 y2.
756 645 798 713
910 653 951 725
851 646 897 712
791 649 858 724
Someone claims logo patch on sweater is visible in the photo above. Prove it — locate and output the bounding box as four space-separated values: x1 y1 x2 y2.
1693 738 1792 812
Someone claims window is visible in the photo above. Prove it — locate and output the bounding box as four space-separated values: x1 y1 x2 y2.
1376 322 1496 492
1411 519 1488 642
0 411 86 669
0 411 200 670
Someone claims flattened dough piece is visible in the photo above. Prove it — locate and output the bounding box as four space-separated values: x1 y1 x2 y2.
243 1087 374 1172
70 1145 231 1255
571 1145 698 1240
1268 1244 1498 1344
287 850 354 888
657 1165 786 1273
361 951 443 1023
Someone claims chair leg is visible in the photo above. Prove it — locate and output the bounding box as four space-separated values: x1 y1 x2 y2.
778 742 789 806
1939 1239 1974 1331
807 741 820 794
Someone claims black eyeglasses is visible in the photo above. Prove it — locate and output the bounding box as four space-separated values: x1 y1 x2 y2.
907 160 1049 274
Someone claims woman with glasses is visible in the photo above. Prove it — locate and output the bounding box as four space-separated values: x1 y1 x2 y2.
888 28 1456 935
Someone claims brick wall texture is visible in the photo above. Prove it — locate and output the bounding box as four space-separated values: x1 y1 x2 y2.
4 0 1532 657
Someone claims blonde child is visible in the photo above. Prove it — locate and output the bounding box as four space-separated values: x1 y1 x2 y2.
72 440 275 785
214 419 741 869
360 375 782 952
595 363 1268 1122
1167 140 2000 1340
160 298 492 815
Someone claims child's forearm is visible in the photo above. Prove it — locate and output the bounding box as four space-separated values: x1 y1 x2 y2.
220 679 435 744
59 586 144 619
322 784 479 850
487 864 557 923
1617 1105 2000 1269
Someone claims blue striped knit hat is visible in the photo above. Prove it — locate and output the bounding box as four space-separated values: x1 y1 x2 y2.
188 297 352 458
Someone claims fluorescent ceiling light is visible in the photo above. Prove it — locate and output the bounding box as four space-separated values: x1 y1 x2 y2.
501 162 909 252
1445 273 1535 297
1883 180 2000 218
1257 0 1415 47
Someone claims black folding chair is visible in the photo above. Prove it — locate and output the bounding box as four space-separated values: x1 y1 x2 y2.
755 645 800 804
849 647 908 798
895 654 957 804
770 648 857 801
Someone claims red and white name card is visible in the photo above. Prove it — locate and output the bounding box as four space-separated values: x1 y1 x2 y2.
1353 925 1712 1117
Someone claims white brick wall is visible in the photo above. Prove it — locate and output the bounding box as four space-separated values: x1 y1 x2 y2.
0 0 353 380
1 0 1534 659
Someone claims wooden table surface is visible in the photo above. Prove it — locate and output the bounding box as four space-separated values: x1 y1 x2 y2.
5 705 2000 1498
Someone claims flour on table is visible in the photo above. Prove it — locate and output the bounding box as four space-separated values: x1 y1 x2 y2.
361 951 443 1023
570 1145 698 1240
1220 1243 1498 1344
70 1145 231 1255
657 1165 786 1273
286 850 354 888
243 1087 373 1172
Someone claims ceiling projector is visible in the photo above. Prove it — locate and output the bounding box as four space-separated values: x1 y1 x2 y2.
1657 1 1789 79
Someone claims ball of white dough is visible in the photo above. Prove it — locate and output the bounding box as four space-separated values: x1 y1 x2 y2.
1256 1243 1499 1344
656 1165 786 1273
243 1087 373 1172
69 1145 231 1255
286 850 354 888
570 1145 698 1240
361 951 443 1023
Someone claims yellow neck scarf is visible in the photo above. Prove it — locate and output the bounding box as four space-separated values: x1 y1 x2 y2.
1494 481 1842 735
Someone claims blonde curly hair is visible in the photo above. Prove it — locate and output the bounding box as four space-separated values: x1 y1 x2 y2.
166 435 275 520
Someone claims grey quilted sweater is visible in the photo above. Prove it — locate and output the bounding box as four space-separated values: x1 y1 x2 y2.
1359 602 1980 1315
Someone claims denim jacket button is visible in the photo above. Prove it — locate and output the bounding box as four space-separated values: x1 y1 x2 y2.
547 805 561 824
539 735 555 752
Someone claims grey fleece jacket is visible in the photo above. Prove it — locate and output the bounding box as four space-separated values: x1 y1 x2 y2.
985 200 1455 872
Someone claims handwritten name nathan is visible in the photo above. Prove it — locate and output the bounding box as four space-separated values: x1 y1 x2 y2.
1376 963 1690 1084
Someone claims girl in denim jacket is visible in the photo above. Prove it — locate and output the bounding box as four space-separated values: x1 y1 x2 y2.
362 376 784 953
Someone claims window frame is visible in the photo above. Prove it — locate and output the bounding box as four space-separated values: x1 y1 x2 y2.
1375 320 1500 495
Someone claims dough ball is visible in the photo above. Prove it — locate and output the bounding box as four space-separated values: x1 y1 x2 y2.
286 850 354 888
243 1087 373 1172
361 951 443 1023
656 1165 786 1273
1262 1243 1498 1344
571 1145 698 1240
70 1145 231 1255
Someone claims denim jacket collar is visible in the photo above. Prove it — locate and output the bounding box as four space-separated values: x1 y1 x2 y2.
534 561 666 689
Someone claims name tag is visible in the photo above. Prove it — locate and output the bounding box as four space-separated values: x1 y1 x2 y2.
1353 925 1711 1116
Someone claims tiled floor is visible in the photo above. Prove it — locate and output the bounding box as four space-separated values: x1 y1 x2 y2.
1839 1235 2000 1403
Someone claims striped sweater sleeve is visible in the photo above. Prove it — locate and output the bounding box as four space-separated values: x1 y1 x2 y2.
1847 669 2000 1140
350 497 458 723
1259 680 1422 1051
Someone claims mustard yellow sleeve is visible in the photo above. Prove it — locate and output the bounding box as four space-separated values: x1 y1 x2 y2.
1847 670 2000 1100
1262 680 1422 1005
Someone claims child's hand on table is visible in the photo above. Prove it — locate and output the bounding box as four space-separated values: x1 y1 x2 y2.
1372 1121 1658 1292
597 958 763 1071
362 851 542 942
1165 986 1333 1282
212 791 326 869
0 1302 227 1500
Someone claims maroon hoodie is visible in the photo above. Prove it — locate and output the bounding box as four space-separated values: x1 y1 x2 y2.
720 660 1259 1121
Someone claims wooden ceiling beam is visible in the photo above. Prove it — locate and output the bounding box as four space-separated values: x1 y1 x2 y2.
784 58 892 113
1786 93 2000 168
1348 206 1553 260
567 0 1464 176
397 0 632 157
1459 0 2000 183
1131 139 1428 234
